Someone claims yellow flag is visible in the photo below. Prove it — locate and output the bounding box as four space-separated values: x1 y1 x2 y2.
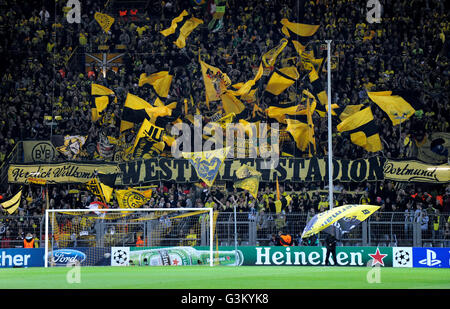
276 176 280 201
220 92 245 115
86 178 112 204
91 96 109 122
131 118 164 155
91 83 115 96
227 62 264 97
94 12 115 33
280 19 320 37
160 10 189 36
266 100 315 124
234 164 261 199
115 188 152 209
160 10 203 49
138 71 173 99
215 113 236 129
265 67 299 95
182 147 231 187
337 107 383 152
174 16 203 49
1 189 22 215
262 38 289 68
199 55 231 108
367 91 416 125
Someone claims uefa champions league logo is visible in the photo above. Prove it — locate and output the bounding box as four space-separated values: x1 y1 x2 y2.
394 249 411 266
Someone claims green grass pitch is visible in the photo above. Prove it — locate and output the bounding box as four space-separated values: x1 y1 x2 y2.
1 266 449 289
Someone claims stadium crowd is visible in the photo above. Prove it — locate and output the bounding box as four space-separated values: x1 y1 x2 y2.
0 0 449 247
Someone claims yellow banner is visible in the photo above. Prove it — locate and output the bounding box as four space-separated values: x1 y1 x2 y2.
8 163 119 184
383 160 450 183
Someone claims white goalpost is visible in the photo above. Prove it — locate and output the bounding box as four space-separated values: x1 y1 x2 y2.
44 207 215 267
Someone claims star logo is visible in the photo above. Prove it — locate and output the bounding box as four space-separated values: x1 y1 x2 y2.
172 258 179 266
369 248 387 266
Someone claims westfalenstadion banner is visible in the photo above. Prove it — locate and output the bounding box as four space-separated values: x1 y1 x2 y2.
7 157 449 185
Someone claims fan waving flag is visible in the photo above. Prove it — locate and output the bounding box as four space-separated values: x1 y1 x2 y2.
301 204 380 239
182 147 231 187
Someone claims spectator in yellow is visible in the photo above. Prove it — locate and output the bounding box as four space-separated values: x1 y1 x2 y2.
185 228 197 246
318 195 329 212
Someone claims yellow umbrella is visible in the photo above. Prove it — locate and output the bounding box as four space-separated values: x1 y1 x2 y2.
301 204 380 239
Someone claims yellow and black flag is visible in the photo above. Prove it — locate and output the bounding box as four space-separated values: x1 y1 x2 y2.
91 84 116 122
1 189 22 215
337 107 383 152
262 38 289 68
233 164 262 199
333 104 364 122
367 91 419 126
160 10 203 49
138 71 173 100
227 62 264 98
85 173 116 204
130 118 165 159
280 18 320 55
120 93 153 133
301 204 380 239
265 90 316 124
285 94 317 155
264 66 300 96
308 66 330 117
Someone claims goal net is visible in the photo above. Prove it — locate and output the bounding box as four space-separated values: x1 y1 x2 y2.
44 208 240 267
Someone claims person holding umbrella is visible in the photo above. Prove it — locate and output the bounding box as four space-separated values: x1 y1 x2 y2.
325 225 339 266
301 204 381 265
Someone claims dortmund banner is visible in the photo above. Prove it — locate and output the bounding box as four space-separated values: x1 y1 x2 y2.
383 159 450 183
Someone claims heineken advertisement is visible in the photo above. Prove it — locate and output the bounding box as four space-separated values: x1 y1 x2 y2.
111 246 394 267
8 156 449 185
199 246 394 267
111 246 243 266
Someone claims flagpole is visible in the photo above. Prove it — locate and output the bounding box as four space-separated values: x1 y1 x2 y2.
326 40 334 210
